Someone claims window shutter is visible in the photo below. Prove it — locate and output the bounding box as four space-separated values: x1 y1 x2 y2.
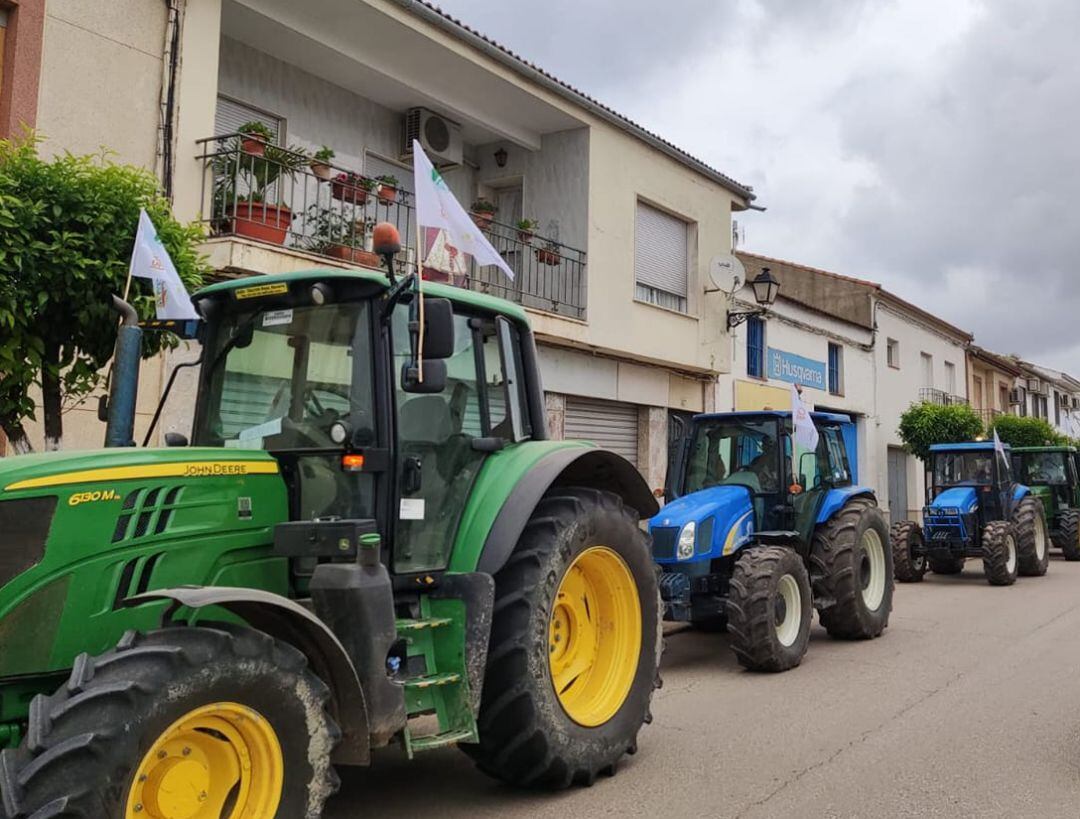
635 203 688 298
215 97 282 141
746 317 765 378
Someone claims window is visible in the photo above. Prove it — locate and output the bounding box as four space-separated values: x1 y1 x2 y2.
945 361 956 395
973 375 984 409
886 338 900 368
1034 393 1048 420
1055 392 1062 426
635 201 689 312
215 95 283 141
746 316 765 378
827 343 843 395
920 353 933 388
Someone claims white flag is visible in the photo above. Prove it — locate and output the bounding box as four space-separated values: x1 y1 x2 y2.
993 428 1006 458
129 209 198 320
790 383 819 452
412 140 515 280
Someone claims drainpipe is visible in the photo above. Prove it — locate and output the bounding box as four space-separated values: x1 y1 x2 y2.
104 296 143 448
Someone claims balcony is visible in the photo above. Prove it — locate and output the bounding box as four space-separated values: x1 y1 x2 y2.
919 388 968 407
196 134 587 319
974 408 1006 425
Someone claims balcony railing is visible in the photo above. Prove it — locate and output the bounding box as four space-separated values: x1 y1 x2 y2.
197 134 586 318
919 388 968 406
975 408 1006 424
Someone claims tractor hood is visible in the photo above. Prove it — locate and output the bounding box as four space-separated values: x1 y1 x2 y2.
929 486 979 514
650 485 755 563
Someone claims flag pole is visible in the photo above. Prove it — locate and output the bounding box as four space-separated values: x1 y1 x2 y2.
416 218 425 383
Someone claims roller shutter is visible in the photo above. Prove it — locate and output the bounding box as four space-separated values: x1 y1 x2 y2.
564 397 640 467
215 96 282 141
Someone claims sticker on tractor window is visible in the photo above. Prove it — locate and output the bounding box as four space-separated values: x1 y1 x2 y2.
237 417 283 443
235 282 288 300
399 498 425 520
262 309 293 327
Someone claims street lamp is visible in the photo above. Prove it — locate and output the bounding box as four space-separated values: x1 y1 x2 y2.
727 267 780 328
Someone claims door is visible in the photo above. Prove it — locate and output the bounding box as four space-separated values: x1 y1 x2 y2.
887 447 909 523
564 397 640 467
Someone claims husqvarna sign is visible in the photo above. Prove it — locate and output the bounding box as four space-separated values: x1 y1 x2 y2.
767 348 827 389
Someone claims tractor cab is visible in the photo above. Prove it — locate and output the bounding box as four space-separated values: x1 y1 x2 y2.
925 442 1018 538
1011 446 1080 560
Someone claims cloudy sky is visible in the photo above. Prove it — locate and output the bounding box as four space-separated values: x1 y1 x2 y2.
434 0 1080 371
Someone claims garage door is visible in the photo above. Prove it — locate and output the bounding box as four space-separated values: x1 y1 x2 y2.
564 397 640 467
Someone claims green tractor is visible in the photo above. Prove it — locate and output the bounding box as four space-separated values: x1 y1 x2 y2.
0 245 662 816
1011 445 1080 560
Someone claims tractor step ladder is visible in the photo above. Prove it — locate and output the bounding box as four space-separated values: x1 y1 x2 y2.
397 602 478 758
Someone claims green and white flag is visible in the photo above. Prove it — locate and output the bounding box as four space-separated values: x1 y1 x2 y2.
412 140 515 280
129 209 198 320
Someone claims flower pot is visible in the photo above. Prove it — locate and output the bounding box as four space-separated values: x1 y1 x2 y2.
471 211 495 229
331 180 369 204
310 160 333 181
325 244 381 268
516 230 534 244
376 184 397 204
240 136 266 157
232 201 293 245
535 247 561 266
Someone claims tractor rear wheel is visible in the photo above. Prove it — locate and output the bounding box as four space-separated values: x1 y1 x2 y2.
891 520 927 583
811 498 894 639
1056 509 1080 560
929 556 966 575
1013 496 1050 576
727 546 812 672
465 487 660 788
0 625 339 819
982 521 1019 586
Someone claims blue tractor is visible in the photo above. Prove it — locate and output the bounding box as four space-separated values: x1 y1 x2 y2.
891 442 1049 586
652 411 893 672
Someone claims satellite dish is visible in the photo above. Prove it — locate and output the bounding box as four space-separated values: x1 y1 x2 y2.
709 253 746 293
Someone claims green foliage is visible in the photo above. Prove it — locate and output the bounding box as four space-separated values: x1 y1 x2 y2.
516 218 539 231
375 174 398 188
237 120 274 141
988 414 1063 448
312 145 335 163
471 198 496 213
897 402 985 462
0 135 209 448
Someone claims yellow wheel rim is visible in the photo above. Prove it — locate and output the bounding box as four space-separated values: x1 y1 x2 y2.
125 702 284 819
548 546 642 727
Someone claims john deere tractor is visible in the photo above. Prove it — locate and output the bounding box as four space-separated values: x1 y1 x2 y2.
1012 445 1080 560
0 246 662 816
651 411 893 672
892 442 1049 586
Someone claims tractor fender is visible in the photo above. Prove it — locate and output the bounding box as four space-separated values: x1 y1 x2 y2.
1013 484 1031 503
816 486 877 525
131 586 371 766
477 447 659 575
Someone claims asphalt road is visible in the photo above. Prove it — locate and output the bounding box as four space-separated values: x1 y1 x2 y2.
326 553 1080 818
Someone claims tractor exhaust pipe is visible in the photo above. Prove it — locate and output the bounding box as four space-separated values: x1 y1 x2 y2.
104 295 143 448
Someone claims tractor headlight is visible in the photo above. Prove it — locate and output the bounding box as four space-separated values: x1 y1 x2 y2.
677 521 696 560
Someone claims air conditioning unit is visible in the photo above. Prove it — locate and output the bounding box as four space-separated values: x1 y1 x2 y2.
1008 387 1024 405
401 107 463 165
1027 377 1041 393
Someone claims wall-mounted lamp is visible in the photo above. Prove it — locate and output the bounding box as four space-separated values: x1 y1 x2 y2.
494 147 508 168
727 267 780 328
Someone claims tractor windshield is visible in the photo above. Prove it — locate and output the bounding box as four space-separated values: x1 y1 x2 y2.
1015 452 1070 486
932 451 996 488
684 419 781 496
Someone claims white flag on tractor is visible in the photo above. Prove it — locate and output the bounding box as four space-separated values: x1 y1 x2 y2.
790 383 819 453
993 428 1006 458
412 140 515 280
129 209 198 320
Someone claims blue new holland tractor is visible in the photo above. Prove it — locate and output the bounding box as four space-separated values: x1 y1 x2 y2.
891 442 1049 586
651 411 894 672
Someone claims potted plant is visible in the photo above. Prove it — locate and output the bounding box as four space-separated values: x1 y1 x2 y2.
535 238 561 266
331 172 374 204
304 205 381 267
516 218 539 244
375 174 399 204
470 198 496 229
238 121 274 157
309 145 335 181
214 142 306 245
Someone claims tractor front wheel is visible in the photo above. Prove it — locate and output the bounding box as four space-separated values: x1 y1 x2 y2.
0 625 339 819
727 546 812 672
811 498 894 639
1056 509 1080 560
465 488 660 788
1013 496 1050 576
982 521 1019 586
891 520 927 582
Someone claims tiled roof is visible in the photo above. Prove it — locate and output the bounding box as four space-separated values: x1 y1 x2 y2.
403 1 755 201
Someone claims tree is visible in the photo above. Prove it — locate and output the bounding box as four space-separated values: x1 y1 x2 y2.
987 414 1062 448
0 136 208 452
897 401 985 462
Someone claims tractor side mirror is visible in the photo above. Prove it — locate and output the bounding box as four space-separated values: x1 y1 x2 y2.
401 359 447 394
164 432 189 447
420 298 454 359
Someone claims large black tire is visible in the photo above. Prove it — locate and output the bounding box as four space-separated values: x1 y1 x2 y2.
0 625 339 819
929 556 966 575
1013 496 1050 576
464 487 661 788
811 498 894 639
1056 509 1080 560
727 546 812 672
891 520 927 583
982 520 1019 586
